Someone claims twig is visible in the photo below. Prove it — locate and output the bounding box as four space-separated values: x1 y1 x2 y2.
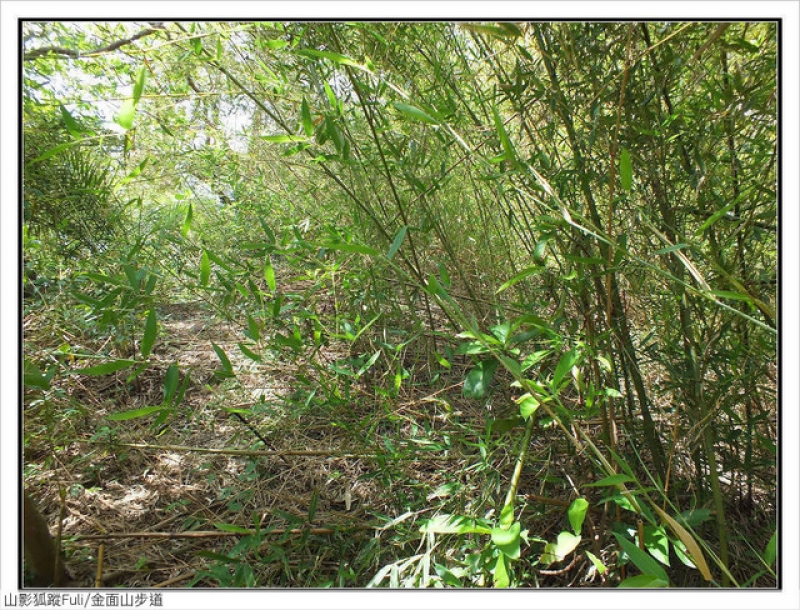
539 553 581 576
73 525 373 541
74 439 468 461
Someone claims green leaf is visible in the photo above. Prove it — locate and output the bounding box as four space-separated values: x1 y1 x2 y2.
211 342 234 375
695 196 741 235
677 508 712 528
246 315 261 342
116 98 136 130
654 243 690 255
393 102 439 125
419 514 491 535
387 226 408 260
24 360 51 391
214 523 254 535
133 66 147 104
28 140 78 164
584 473 635 487
517 394 540 419
568 498 589 535
300 97 313 137
499 503 516 529
491 521 521 559
163 363 179 404
296 48 369 71
74 359 137 376
238 343 262 362
182 203 193 238
264 256 276 292
541 531 581 565
496 265 544 294
764 530 776 566
141 309 157 358
619 148 632 191
651 504 711 581
618 574 669 588
200 250 211 286
614 533 669 583
107 405 168 421
585 550 607 575
643 525 670 566
463 358 499 399
191 37 203 55
322 242 380 256
117 157 149 188
493 106 520 169
710 289 754 302
497 354 521 379
419 351 444 372
60 105 84 137
551 348 580 390
323 81 339 112
260 134 309 143
356 350 381 377
461 23 522 40
563 254 607 266
493 554 510 588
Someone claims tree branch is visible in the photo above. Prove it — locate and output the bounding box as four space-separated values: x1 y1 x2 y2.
24 24 163 61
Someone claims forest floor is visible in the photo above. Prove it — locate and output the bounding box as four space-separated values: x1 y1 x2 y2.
22 273 776 588
24 277 557 587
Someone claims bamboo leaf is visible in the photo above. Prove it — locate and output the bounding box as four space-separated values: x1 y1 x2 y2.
764 530 777 567
182 203 193 238
60 104 84 137
495 265 545 294
695 196 742 235
620 148 632 190
296 48 369 71
654 243 690 255
584 473 635 487
141 309 157 358
322 242 380 256
213 523 254 534
246 314 260 342
117 157 149 187
493 107 520 169
652 504 711 581
238 343 262 362
28 140 78 164
393 102 439 125
116 98 136 130
163 363 179 403
619 574 668 588
107 405 170 421
133 66 147 104
387 226 408 260
200 250 211 286
264 256 276 292
614 533 669 583
710 289 754 303
300 97 313 137
260 134 308 143
211 341 234 376
551 348 580 390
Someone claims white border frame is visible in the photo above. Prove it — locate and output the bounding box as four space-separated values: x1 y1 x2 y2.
2 3 797 609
